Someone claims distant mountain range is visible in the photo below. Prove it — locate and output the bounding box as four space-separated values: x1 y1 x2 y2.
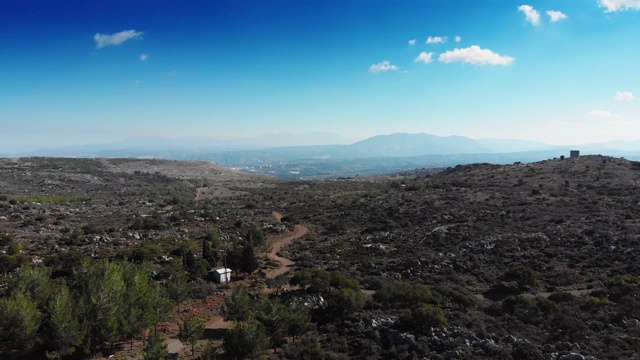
3 132 640 178
8 132 352 155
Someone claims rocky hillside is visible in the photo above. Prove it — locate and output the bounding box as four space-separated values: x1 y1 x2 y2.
1 155 639 359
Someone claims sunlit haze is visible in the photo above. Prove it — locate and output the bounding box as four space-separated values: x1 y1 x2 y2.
2 0 640 151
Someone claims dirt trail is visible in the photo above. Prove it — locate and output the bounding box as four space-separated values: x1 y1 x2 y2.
205 317 234 329
266 224 308 279
165 338 185 354
195 187 207 201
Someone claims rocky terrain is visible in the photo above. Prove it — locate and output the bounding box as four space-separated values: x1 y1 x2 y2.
1 155 639 359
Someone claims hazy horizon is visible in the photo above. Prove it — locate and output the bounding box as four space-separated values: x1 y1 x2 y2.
6 131 640 156
2 1 640 151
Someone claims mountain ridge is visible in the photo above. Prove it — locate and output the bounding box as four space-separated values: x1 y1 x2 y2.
4 133 640 179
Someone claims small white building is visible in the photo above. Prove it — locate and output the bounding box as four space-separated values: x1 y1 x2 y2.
212 268 232 284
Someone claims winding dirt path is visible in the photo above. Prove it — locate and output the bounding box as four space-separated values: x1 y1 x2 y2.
266 224 308 279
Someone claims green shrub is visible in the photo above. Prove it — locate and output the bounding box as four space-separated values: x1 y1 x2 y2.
374 280 440 308
327 287 365 316
605 274 639 301
511 341 544 360
503 266 539 291
8 194 91 204
130 243 164 263
436 285 478 310
548 292 575 303
399 304 447 332
330 272 361 291
291 268 331 293
581 296 615 311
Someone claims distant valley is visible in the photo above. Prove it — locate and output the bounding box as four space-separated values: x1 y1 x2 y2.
5 133 640 178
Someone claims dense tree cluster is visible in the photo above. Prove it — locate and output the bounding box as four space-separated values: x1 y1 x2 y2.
0 260 172 358
220 285 311 357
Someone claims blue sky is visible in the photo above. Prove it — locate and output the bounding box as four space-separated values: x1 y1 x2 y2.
2 0 640 151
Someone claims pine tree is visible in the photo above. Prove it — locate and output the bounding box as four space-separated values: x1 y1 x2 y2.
0 289 42 353
256 295 289 351
73 259 126 352
178 315 205 355
286 299 311 341
48 284 86 357
166 260 191 312
204 228 223 266
223 320 268 360
246 226 266 248
202 236 213 263
241 241 259 274
221 285 253 322
121 262 155 350
147 283 173 331
142 331 168 360
10 264 53 308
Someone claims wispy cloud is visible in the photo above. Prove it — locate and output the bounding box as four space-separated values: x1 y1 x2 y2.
408 39 416 45
414 52 434 63
438 45 515 65
94 30 143 49
600 0 640 12
518 5 541 25
547 10 568 22
586 110 620 118
610 120 631 127
615 91 635 101
455 36 462 43
139 54 148 61
369 61 399 74
426 36 447 44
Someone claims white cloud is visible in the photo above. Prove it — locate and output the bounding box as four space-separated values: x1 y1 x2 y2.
615 91 634 101
586 110 620 118
94 30 143 49
518 5 541 25
547 10 568 22
414 52 434 63
600 0 640 12
455 36 462 43
426 36 447 44
139 54 148 61
438 45 515 65
408 39 416 45
369 61 399 74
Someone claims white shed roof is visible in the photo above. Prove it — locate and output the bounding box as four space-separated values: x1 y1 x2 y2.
213 268 232 274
